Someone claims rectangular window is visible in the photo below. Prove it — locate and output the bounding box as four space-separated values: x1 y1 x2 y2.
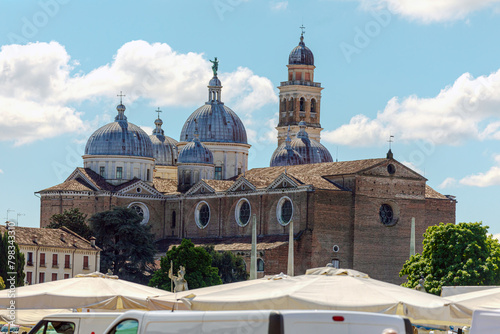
147 169 150 181
214 166 222 180
83 256 89 270
331 259 340 269
52 273 57 281
40 253 46 267
64 274 70 279
116 167 123 179
52 254 58 268
99 166 105 177
39 272 45 283
27 252 33 266
238 167 242 175
64 254 71 269
26 272 32 285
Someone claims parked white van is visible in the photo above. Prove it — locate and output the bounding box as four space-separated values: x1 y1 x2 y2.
28 313 121 334
470 309 500 334
104 310 413 334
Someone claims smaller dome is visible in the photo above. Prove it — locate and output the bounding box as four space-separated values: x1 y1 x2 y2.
150 116 178 166
178 134 213 165
289 35 314 66
271 122 333 166
209 76 221 87
270 127 304 167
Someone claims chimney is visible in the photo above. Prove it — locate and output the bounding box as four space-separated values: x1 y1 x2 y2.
32 235 38 244
90 236 96 247
60 233 65 242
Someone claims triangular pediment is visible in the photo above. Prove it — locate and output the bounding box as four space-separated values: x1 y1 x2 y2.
267 173 300 190
66 168 99 191
186 180 215 195
359 160 426 180
117 180 164 197
227 177 256 193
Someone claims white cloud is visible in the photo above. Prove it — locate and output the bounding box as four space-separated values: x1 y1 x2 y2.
358 0 500 23
493 233 500 242
439 177 458 189
271 1 288 11
0 169 3 174
0 41 277 145
323 70 500 147
459 154 500 187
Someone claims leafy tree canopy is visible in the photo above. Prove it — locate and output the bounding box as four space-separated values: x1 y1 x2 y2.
149 239 222 290
89 207 157 284
47 208 92 240
205 246 248 284
0 230 25 287
0 276 5 290
400 222 500 295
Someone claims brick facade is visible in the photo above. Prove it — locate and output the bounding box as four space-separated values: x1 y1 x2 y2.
38 158 455 284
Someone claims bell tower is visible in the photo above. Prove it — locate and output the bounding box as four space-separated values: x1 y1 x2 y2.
277 27 324 146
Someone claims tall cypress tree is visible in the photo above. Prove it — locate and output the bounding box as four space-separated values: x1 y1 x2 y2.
0 230 25 287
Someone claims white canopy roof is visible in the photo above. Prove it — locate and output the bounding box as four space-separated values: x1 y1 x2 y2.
148 268 472 326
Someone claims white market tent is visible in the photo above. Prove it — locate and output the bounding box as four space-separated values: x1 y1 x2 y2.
148 268 472 327
0 272 178 325
446 287 500 310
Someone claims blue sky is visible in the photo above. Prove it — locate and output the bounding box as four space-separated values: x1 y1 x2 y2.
1 0 500 235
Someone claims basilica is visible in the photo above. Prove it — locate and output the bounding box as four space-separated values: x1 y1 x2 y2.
37 32 456 284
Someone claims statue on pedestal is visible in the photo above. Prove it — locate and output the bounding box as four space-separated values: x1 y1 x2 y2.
169 265 189 293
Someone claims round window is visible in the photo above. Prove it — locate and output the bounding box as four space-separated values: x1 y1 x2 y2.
277 197 293 226
235 199 251 227
127 202 150 225
387 164 396 175
379 204 395 226
195 201 210 229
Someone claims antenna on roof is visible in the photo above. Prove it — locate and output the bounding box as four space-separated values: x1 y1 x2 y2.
336 146 339 162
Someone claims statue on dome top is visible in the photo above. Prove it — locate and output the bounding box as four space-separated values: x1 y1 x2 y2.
210 57 219 76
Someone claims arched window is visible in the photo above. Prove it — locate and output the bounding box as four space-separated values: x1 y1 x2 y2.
235 198 251 227
195 201 211 229
311 99 316 113
257 258 265 272
289 98 294 112
280 99 286 113
277 196 293 226
300 97 305 111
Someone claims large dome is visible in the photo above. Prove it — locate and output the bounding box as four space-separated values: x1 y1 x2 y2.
149 118 178 166
289 35 314 66
180 76 247 144
85 104 153 158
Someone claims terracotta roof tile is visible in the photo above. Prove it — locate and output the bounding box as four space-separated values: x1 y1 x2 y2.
425 184 449 199
153 178 179 194
77 168 115 191
0 224 101 251
41 179 95 192
203 180 234 192
243 159 387 190
156 235 290 253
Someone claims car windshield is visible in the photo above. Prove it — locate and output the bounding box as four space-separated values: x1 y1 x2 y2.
1 325 20 333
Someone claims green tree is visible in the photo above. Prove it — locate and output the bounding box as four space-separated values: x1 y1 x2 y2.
89 207 157 284
0 276 5 290
205 246 248 283
0 230 25 287
149 239 222 290
400 222 500 295
46 208 92 240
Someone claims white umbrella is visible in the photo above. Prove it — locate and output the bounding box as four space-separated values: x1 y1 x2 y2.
0 272 174 311
148 269 472 326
